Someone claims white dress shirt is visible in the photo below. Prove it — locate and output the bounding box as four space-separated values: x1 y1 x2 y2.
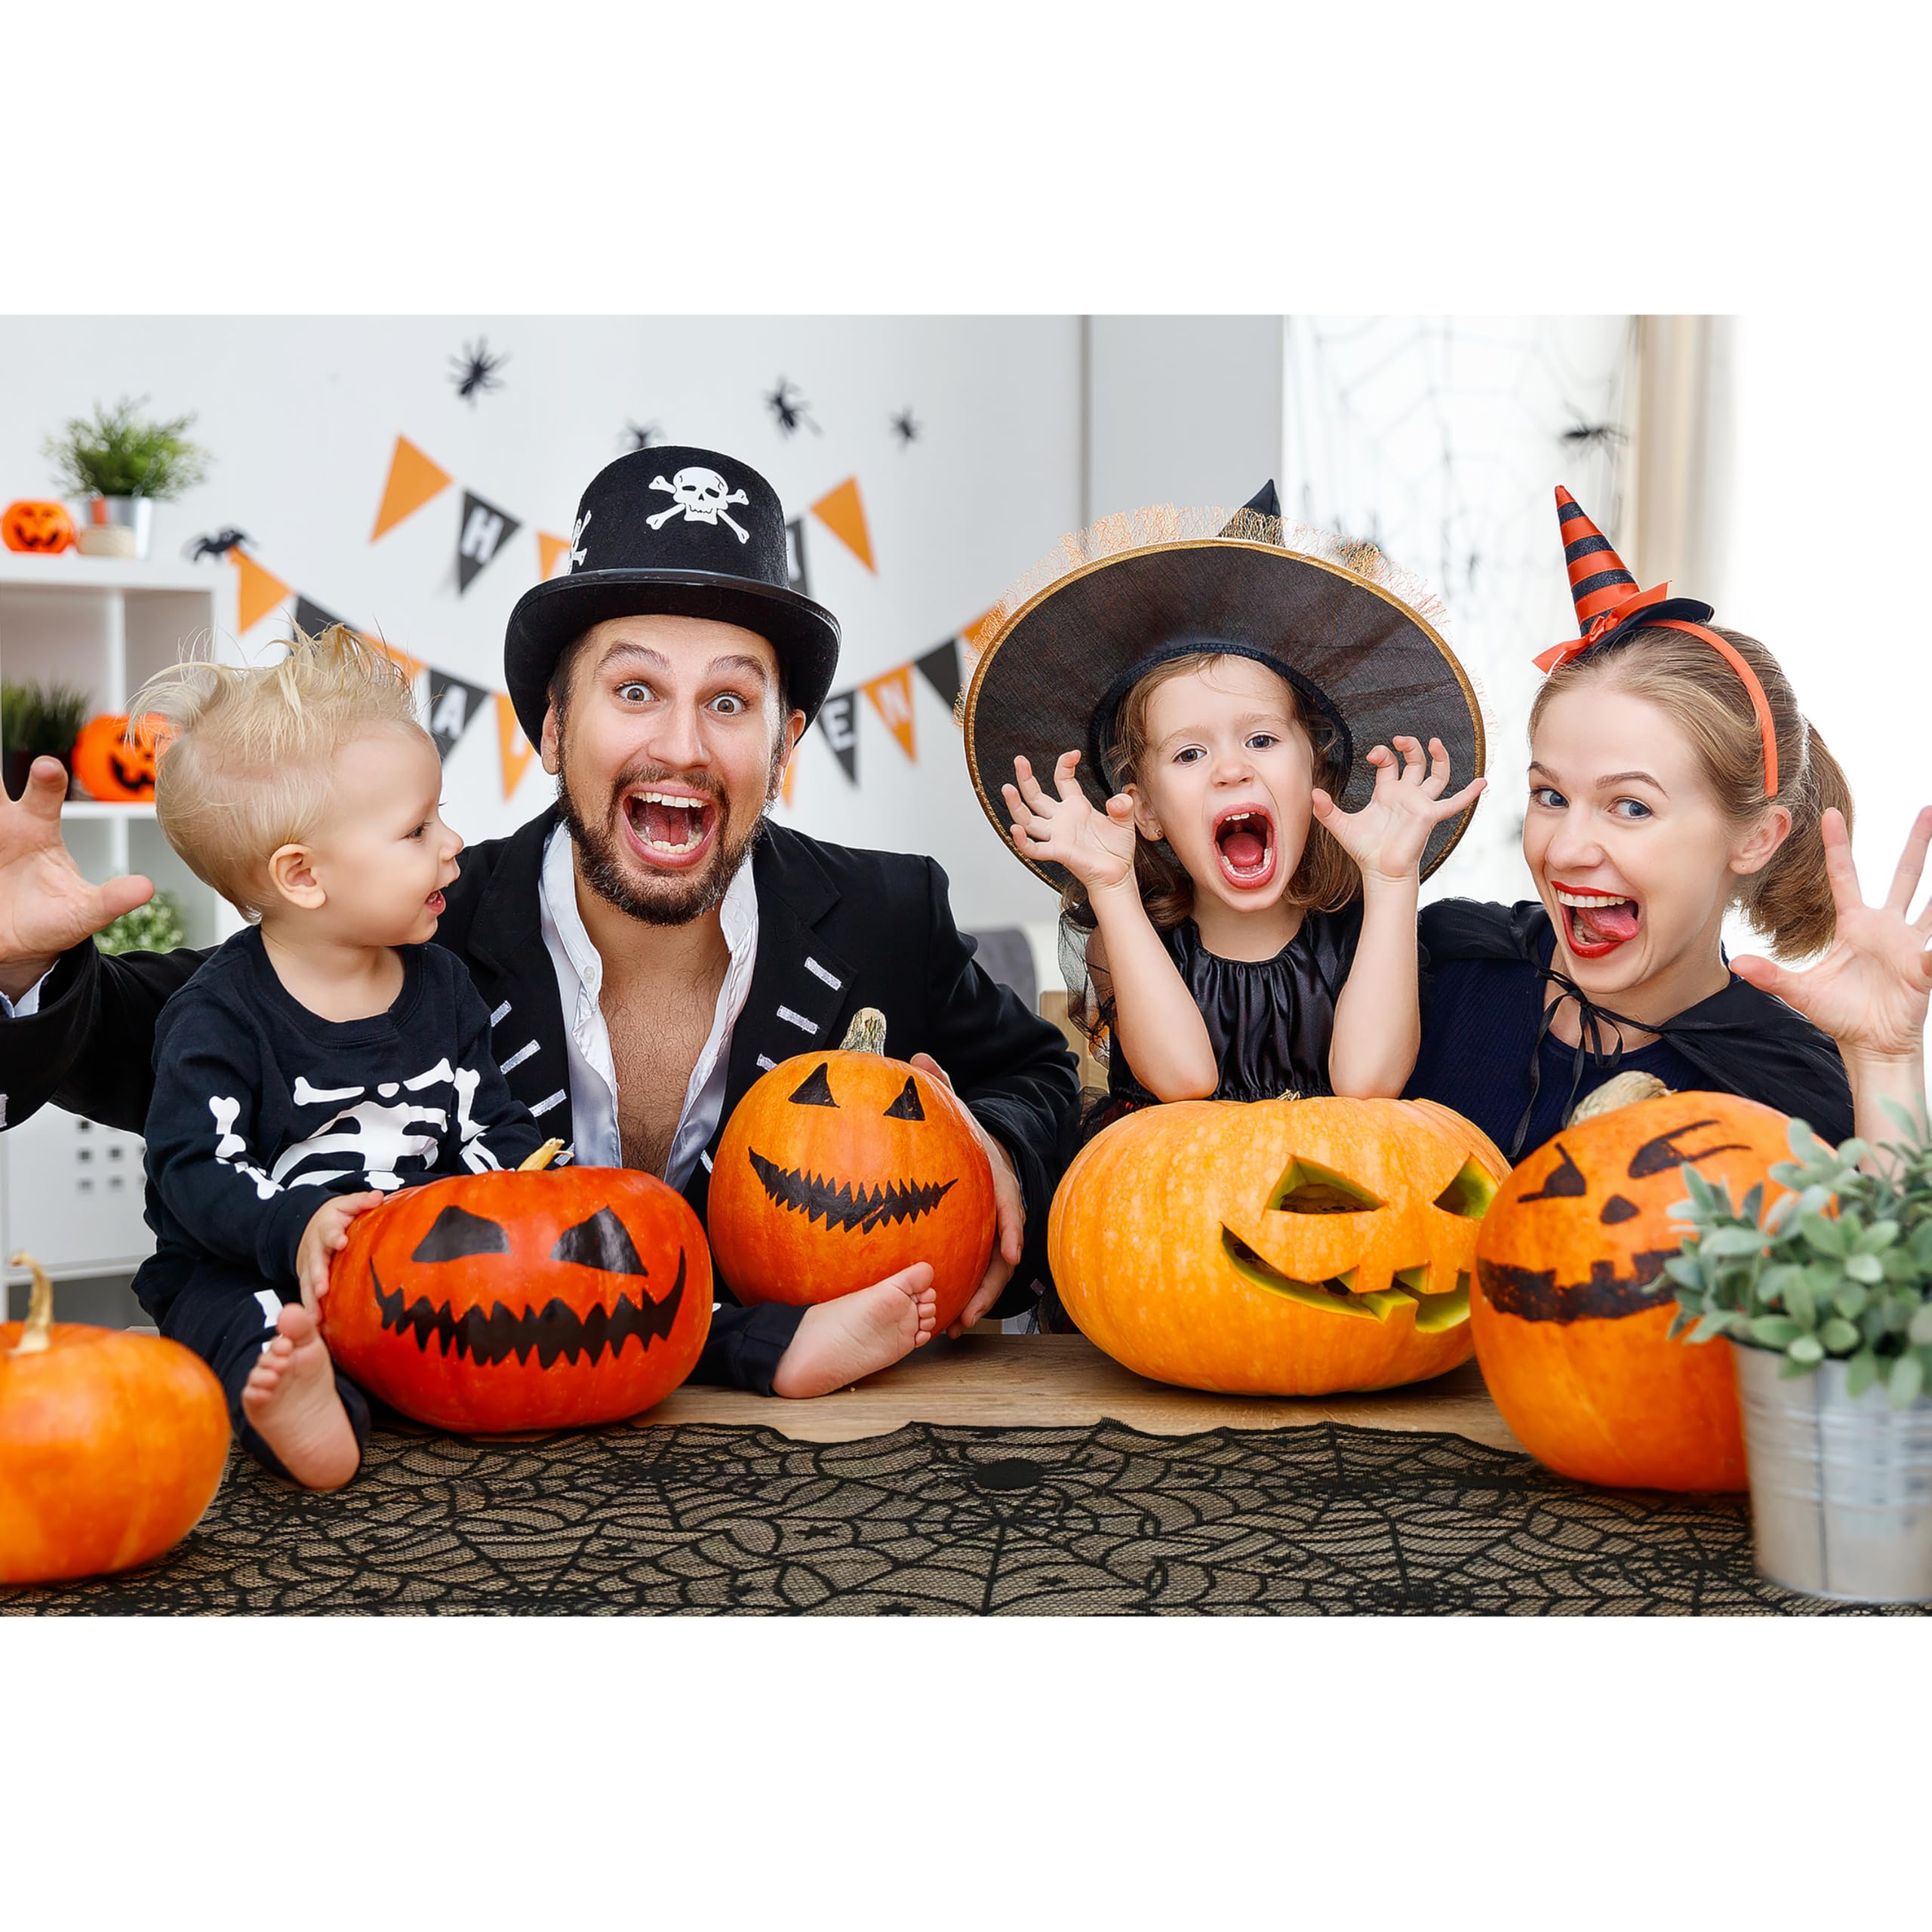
536 823 760 1190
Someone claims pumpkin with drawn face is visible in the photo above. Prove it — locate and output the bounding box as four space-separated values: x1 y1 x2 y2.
1472 1081 1794 1491
709 1009 998 1331
70 712 165 802
1049 1096 1508 1395
321 1150 711 1432
2 499 77 555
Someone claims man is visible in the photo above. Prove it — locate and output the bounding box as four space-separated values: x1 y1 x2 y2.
0 446 1078 1400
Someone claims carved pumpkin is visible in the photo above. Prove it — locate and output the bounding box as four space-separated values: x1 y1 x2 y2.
1472 1078 1795 1491
1 1254 230 1584
69 712 165 803
1 499 77 555
709 1009 998 1332
1049 1097 1508 1395
321 1145 712 1432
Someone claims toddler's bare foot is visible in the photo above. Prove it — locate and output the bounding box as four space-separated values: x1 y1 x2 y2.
771 1264 938 1398
240 1304 361 1491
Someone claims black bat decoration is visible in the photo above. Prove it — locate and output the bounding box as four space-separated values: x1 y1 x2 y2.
183 527 251 561
764 377 820 437
451 337 509 405
889 406 921 447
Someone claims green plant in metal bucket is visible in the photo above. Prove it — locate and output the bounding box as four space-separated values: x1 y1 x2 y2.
1667 1104 1932 1408
94 890 188 956
1 679 93 760
43 396 210 501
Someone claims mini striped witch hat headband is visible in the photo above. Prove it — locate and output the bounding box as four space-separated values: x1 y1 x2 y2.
1536 485 1778 796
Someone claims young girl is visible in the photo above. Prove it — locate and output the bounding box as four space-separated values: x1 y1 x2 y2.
1407 487 1871 1158
964 484 1484 1121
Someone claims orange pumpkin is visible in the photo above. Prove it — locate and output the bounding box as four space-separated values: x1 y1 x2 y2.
321 1146 711 1432
69 712 165 803
1472 1078 1795 1491
1049 1096 1508 1395
1 499 77 555
708 1009 998 1332
1 1254 230 1585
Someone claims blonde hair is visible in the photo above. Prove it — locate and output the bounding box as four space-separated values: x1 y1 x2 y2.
1530 623 1853 959
134 624 429 921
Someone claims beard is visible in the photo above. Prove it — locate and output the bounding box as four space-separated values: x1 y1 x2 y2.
555 740 780 928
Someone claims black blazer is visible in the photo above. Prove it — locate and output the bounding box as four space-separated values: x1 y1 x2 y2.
2 811 1079 1315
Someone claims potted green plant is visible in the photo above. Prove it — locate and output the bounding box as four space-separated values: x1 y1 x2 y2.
42 396 211 560
94 890 188 956
0 679 93 800
1668 1105 1932 1602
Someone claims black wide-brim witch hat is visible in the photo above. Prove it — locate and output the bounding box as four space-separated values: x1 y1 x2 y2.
504 445 840 743
962 485 1487 893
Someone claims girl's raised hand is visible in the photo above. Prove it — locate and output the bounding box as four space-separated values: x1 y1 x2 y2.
1312 735 1485 886
1732 807 1932 1066
1002 751 1137 894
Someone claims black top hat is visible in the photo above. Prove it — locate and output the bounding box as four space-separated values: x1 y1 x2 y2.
504 446 841 743
962 483 1487 891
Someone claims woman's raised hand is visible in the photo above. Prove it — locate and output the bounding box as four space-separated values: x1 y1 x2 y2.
1312 735 1485 887
1002 751 1137 895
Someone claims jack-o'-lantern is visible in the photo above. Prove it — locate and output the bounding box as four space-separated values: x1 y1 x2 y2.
1049 1096 1509 1395
2 1254 230 1585
1472 1075 1795 1491
321 1144 712 1432
2 500 77 555
69 712 165 803
709 1009 998 1332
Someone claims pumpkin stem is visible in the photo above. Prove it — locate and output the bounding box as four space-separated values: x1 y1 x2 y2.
839 1008 888 1055
518 1139 567 1172
1569 1071 1674 1124
8 1251 54 1355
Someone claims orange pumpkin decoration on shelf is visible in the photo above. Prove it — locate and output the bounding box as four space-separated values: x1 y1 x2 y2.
1 499 78 555
1472 1075 1795 1492
321 1143 711 1432
1 1254 230 1585
69 712 166 803
1049 1096 1508 1395
708 1008 998 1332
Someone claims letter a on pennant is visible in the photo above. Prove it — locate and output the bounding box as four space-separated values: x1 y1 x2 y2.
372 435 454 542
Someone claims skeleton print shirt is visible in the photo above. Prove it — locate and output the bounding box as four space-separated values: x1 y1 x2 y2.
138 927 549 1286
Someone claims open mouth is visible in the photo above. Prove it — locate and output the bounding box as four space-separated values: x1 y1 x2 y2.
623 787 719 867
424 890 446 915
1213 806 1277 890
1553 881 1641 958
748 1148 957 1234
1221 1229 1469 1331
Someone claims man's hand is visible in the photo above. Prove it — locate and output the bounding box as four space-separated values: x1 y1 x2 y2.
296 1192 384 1311
909 1051 1025 1337
0 756 155 1000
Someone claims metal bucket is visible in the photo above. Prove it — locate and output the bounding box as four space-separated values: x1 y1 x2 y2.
1734 1346 1932 1602
74 496 153 560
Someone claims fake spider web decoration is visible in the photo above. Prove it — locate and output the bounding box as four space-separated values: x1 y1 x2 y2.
1283 316 1637 906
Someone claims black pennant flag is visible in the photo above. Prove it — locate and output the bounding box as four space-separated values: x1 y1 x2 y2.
294 594 349 638
426 670 491 760
914 638 963 712
784 516 810 598
457 491 521 594
819 688 858 784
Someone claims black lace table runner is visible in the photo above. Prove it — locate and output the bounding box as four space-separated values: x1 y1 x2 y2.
5 1418 1923 1615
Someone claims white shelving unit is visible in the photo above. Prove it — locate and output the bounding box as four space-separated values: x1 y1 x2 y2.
0 551 245 1314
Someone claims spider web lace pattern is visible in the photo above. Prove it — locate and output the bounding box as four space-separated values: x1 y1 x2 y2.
4 1420 1924 1617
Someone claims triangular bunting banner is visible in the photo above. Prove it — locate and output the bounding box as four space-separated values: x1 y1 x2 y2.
809 477 875 574
294 594 349 638
457 491 521 595
914 639 963 715
495 693 537 801
537 531 573 581
957 607 999 662
863 666 916 762
819 689 859 784
784 516 811 597
372 435 454 542
426 670 491 761
230 549 293 633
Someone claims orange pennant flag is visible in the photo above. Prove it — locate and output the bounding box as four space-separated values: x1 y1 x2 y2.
230 549 293 632
957 607 999 663
365 634 424 683
537 531 573 580
371 435 454 542
810 476 875 574
863 665 917 761
496 693 537 801
780 757 796 808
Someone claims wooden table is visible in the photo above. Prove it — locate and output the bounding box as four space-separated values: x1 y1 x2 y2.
645 1331 1525 1453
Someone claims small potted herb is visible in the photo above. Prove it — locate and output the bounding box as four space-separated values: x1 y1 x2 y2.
42 396 211 560
0 679 93 799
1668 1105 1932 1602
94 891 188 956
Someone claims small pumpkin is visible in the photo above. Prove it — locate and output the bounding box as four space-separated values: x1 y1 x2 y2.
1049 1096 1508 1395
69 712 165 803
321 1143 712 1432
1472 1076 1795 1491
709 1008 998 1332
1 499 77 555
1 1253 230 1585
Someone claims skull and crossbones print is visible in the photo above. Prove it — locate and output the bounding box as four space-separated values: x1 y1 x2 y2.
646 468 752 543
